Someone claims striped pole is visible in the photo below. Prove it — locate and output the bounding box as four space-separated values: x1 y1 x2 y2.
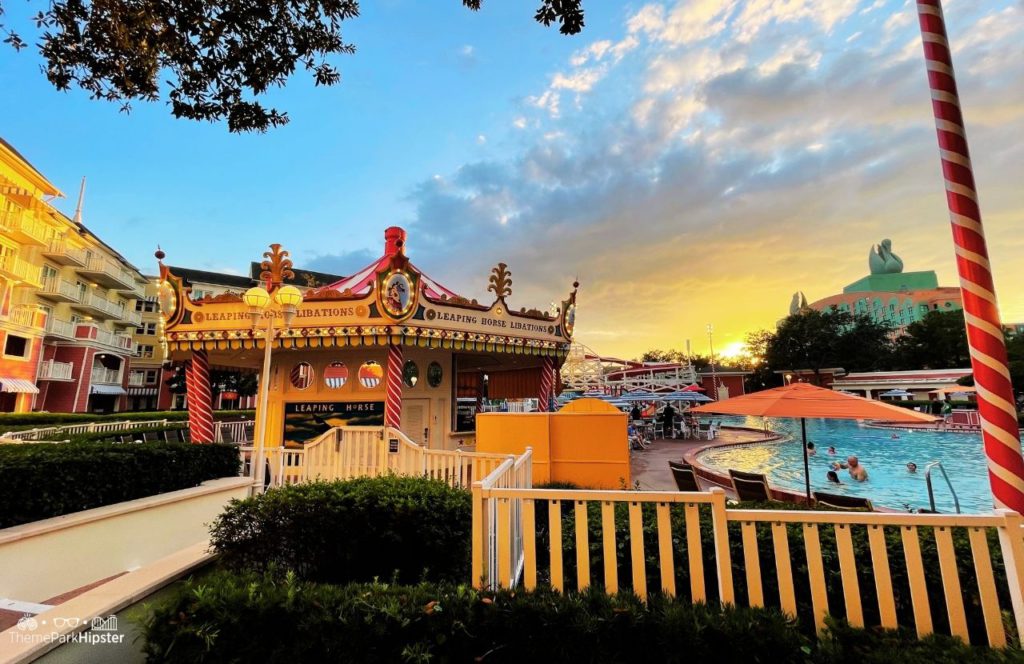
385 343 404 429
916 0 1024 512
186 349 216 444
538 356 555 412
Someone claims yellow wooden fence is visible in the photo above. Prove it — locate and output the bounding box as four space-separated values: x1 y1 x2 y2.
470 485 1024 647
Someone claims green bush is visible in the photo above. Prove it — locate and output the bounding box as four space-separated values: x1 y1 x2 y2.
529 499 1013 646
142 571 1023 663
0 443 240 528
0 409 254 430
210 476 472 585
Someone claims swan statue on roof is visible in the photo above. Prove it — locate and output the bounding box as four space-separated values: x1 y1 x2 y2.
789 291 808 315
869 239 904 275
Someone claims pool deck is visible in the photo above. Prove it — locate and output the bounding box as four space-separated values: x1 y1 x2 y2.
631 426 780 493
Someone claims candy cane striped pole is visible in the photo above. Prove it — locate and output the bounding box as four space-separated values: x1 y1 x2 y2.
916 0 1024 512
385 343 404 429
186 349 216 444
538 356 555 412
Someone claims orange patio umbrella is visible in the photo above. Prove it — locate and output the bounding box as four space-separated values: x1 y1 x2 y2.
690 382 938 500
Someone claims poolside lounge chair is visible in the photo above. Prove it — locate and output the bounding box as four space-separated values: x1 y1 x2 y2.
176 429 190 444
696 423 713 440
812 491 873 511
729 469 772 502
668 461 701 492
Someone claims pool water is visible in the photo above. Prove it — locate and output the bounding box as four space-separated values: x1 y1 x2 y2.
696 416 992 513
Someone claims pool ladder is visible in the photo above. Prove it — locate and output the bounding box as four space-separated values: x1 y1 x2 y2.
924 461 961 514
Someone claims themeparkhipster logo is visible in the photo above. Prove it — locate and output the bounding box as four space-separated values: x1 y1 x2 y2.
10 613 125 646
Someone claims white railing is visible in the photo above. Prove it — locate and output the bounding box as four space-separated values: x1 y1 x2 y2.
45 317 76 339
40 276 82 302
473 447 534 590
251 426 513 490
82 255 137 288
88 326 136 353
119 308 143 327
38 359 74 381
471 486 1024 648
0 254 41 284
90 366 122 384
0 209 50 244
214 419 254 444
80 291 126 318
43 238 87 264
128 372 146 387
6 305 40 328
1 418 174 441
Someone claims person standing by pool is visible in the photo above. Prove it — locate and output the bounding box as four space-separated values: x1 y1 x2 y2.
941 398 953 426
847 456 868 481
661 403 677 439
630 404 643 422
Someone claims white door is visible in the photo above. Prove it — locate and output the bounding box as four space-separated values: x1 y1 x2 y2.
401 400 430 447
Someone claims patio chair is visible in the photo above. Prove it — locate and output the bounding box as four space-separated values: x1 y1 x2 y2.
143 431 161 443
653 421 665 439
696 423 713 440
176 429 190 444
220 426 235 444
161 430 174 443
118 434 132 444
729 469 772 502
812 491 873 511
668 461 701 492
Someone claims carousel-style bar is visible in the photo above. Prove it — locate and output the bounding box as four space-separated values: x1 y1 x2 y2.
157 226 577 452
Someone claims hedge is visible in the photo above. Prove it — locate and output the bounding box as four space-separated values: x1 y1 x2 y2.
210 476 472 585
0 443 240 528
0 409 254 430
142 571 1024 663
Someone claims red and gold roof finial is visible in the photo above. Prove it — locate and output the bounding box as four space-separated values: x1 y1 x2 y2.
487 263 513 300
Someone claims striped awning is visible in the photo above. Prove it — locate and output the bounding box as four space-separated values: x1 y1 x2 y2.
90 384 126 395
0 378 40 394
127 387 157 396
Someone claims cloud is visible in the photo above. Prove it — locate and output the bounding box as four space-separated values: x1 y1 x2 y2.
395 0 1024 357
305 248 378 276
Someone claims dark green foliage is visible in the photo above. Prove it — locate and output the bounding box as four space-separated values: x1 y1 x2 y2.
142 571 1024 663
209 476 472 584
532 499 1014 646
0 443 240 528
142 572 807 664
0 410 253 430
62 424 187 444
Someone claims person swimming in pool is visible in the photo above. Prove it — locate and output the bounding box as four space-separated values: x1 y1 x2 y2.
827 446 836 455
806 441 817 456
832 456 868 481
906 462 918 473
827 470 842 484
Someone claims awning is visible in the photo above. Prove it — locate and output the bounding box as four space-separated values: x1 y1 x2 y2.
90 384 126 395
127 387 157 396
0 378 39 394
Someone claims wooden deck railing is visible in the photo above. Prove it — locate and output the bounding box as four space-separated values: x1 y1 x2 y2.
470 486 1024 647
250 426 516 490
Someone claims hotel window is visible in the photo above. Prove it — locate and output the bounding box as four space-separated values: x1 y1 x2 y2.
137 322 157 335
145 369 158 384
137 344 155 359
135 299 157 313
3 334 30 359
41 264 58 284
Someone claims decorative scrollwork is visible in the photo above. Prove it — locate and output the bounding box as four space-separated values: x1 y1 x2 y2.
487 263 512 299
260 244 295 288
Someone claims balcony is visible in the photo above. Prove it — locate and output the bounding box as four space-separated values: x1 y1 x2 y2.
38 360 74 381
128 372 146 387
114 308 143 327
45 317 76 340
73 323 137 354
41 239 87 266
77 255 138 291
0 209 50 246
37 276 83 303
0 254 43 287
70 291 127 320
90 366 123 385
2 304 44 329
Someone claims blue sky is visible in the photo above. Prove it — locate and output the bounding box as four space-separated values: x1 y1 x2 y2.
2 0 1022 358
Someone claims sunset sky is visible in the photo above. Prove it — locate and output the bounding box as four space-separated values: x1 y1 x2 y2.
2 0 1021 360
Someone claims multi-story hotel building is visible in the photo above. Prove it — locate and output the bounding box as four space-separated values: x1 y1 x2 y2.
0 138 148 413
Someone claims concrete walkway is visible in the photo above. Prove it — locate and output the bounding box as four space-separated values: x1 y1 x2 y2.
631 428 774 491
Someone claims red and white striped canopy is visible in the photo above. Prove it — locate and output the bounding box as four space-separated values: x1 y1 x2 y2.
323 254 460 300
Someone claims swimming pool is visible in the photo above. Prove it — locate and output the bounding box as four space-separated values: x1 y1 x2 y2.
696 416 992 513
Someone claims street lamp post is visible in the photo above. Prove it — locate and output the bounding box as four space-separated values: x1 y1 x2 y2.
243 283 303 493
707 323 720 401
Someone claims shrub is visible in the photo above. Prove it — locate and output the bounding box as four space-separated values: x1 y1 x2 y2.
142 571 1024 663
210 476 472 584
0 443 240 528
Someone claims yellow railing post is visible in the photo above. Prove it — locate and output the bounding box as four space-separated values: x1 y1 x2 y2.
996 509 1024 640
709 487 734 605
472 480 486 589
